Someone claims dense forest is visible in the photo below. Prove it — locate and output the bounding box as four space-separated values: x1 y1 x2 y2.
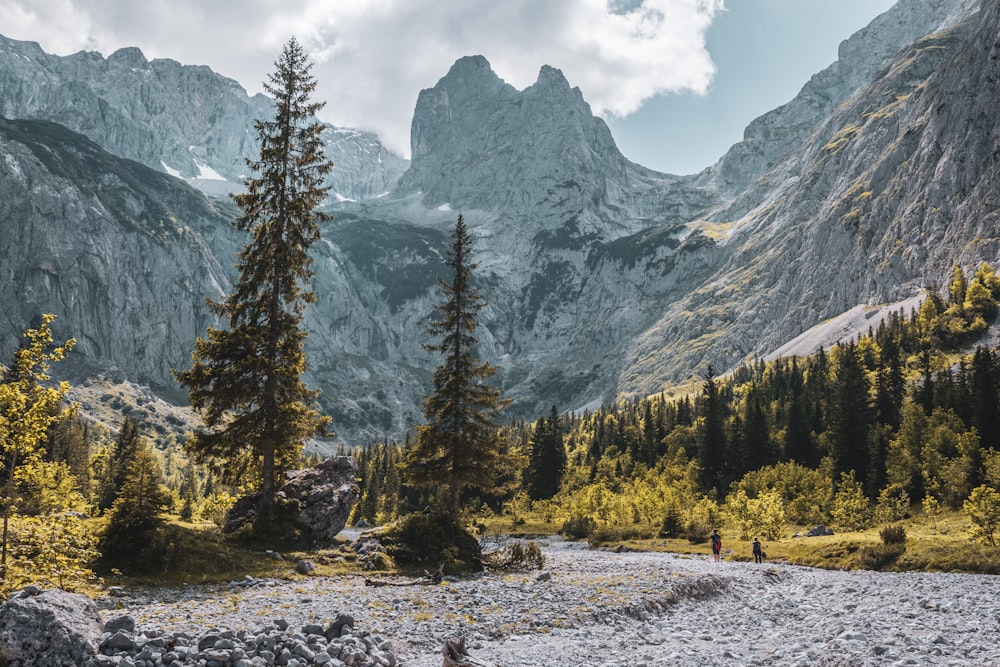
354 264 1000 544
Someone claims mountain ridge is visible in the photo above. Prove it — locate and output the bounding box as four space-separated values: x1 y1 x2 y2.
1 0 997 444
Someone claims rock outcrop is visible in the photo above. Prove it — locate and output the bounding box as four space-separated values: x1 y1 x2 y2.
224 456 360 542
0 586 102 666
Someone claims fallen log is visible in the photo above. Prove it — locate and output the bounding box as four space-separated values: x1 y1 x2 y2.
364 564 444 587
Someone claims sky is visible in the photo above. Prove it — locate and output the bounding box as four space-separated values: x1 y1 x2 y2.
2 0 896 175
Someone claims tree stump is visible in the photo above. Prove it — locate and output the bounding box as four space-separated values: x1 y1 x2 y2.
442 636 496 667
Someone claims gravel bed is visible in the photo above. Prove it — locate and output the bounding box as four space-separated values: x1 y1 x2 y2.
102 537 1000 666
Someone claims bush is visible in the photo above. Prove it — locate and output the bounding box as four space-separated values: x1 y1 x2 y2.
879 524 907 545
859 542 905 571
381 512 482 573
685 522 711 544
964 485 1000 546
659 506 684 538
561 515 597 540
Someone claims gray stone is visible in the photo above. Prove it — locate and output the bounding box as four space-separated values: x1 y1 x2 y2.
102 629 135 650
296 560 317 575
224 458 359 542
0 587 103 666
325 614 355 640
103 615 136 634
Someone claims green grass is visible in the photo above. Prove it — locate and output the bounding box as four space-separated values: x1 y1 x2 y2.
484 509 999 574
94 518 363 587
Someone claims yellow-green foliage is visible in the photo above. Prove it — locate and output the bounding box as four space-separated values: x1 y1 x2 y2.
964 485 1000 546
731 462 832 524
4 513 101 596
823 123 862 152
724 489 786 540
831 472 871 532
200 492 237 531
873 484 910 524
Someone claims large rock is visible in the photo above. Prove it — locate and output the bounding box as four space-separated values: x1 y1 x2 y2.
224 456 360 543
0 587 102 666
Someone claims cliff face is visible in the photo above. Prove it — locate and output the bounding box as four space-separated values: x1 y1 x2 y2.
0 118 234 385
618 1 1000 397
0 36 407 202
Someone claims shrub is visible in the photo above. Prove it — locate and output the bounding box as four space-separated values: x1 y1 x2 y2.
873 484 910 524
859 542 905 571
659 506 684 538
561 515 597 540
685 522 710 544
879 524 906 545
588 524 656 547
381 512 482 573
964 484 1000 546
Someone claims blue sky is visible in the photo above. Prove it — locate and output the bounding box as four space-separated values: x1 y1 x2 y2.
608 0 896 174
2 0 896 175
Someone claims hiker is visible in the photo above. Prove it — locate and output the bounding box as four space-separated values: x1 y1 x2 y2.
752 536 764 564
710 529 722 561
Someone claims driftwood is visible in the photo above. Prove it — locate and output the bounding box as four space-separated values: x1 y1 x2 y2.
364 563 444 587
442 636 496 667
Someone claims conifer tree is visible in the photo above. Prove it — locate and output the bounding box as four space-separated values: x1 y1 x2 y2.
826 342 872 481
101 436 171 560
174 38 332 519
698 365 728 491
402 214 510 519
525 405 567 501
97 415 140 511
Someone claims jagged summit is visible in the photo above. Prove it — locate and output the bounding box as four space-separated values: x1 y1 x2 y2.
395 55 660 218
0 34 406 201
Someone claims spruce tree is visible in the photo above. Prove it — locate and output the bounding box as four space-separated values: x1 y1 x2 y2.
525 405 567 501
101 437 171 564
827 342 872 481
402 214 510 519
697 365 728 491
174 38 332 519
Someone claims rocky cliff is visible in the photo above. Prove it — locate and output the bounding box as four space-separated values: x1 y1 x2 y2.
0 35 407 202
618 0 1000 397
3 0 1000 443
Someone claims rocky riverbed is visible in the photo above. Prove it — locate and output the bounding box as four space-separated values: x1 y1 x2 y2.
95 536 1000 666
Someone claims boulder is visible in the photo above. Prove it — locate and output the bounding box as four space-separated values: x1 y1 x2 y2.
0 587 102 666
806 525 834 537
223 456 360 543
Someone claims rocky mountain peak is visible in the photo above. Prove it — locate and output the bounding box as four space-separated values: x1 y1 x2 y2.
106 46 149 69
396 55 658 223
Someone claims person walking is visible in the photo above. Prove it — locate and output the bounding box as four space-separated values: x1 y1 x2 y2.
710 529 722 562
752 536 764 564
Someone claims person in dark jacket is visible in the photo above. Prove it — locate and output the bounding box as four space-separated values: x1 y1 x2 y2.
752 536 764 563
710 529 722 561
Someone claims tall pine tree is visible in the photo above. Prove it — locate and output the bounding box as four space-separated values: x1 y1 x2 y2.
174 38 332 519
402 214 510 519
525 405 567 501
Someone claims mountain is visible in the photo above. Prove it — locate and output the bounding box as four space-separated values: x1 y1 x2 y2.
617 0 998 399
0 35 407 202
1 0 998 444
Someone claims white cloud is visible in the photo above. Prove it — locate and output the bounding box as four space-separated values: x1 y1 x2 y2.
0 0 723 158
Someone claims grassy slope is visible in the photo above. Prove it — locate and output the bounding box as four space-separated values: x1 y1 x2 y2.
484 510 999 575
